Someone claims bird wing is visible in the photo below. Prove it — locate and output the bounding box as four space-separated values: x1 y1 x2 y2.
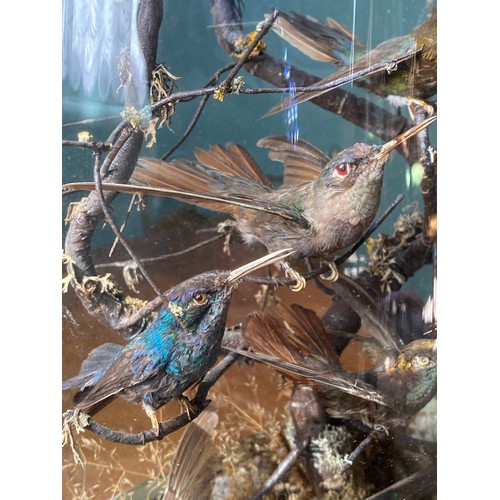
280 303 340 364
269 11 364 64
228 345 389 406
72 345 164 409
62 342 123 391
264 36 422 118
194 143 273 188
257 135 329 186
164 407 219 499
331 274 405 358
133 156 307 223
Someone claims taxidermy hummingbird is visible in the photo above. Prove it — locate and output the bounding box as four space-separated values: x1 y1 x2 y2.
127 116 435 291
264 10 437 118
62 248 293 435
228 273 437 429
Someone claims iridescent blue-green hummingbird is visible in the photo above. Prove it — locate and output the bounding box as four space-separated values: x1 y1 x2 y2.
62 248 292 435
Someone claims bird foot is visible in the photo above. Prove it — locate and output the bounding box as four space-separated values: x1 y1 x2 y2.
63 408 90 434
178 394 196 420
217 219 237 256
144 405 161 438
408 98 434 120
320 261 339 281
62 409 88 466
283 263 306 292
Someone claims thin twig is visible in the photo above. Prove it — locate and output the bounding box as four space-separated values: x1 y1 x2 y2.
93 148 171 310
336 194 405 267
100 128 132 175
161 94 211 160
161 63 237 160
108 194 139 257
219 9 279 89
62 140 112 151
339 430 379 475
365 464 437 500
63 115 120 128
97 232 227 269
250 446 304 500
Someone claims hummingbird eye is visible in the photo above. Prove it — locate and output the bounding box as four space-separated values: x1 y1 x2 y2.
335 162 350 176
192 292 208 305
415 355 430 367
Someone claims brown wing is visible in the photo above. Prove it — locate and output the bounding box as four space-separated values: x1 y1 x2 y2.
265 9 424 119
195 143 273 188
62 179 310 226
257 136 329 186
264 46 421 118
277 303 340 365
244 312 301 368
270 11 363 64
239 305 391 406
164 407 219 499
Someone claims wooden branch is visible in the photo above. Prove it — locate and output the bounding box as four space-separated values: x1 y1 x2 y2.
208 0 421 165
63 352 238 446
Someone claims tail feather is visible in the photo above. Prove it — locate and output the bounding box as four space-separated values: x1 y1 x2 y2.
134 157 214 193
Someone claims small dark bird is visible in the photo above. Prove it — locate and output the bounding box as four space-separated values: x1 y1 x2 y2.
265 10 437 118
130 116 436 290
228 274 437 429
62 248 293 434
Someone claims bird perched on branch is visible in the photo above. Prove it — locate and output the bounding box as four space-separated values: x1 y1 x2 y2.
129 116 435 291
62 248 292 435
228 273 437 429
264 10 437 118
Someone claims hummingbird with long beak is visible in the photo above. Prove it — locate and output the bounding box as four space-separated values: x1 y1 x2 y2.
62 248 293 435
264 10 437 118
128 116 436 291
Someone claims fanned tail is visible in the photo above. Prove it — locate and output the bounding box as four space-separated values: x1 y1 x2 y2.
238 303 389 406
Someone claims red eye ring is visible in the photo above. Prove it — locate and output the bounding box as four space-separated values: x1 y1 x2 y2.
335 162 349 176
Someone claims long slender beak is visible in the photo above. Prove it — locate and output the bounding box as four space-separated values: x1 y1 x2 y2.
226 248 295 284
378 115 437 157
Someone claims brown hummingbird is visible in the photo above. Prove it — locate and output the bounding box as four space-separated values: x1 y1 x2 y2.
265 10 437 118
128 116 436 290
227 273 437 429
